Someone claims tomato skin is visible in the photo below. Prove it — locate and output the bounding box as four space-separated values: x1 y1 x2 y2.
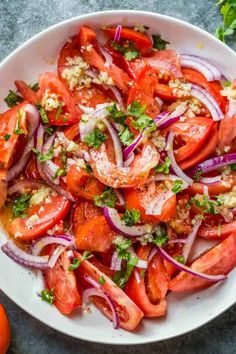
58 36 80 79
155 84 177 100
145 49 182 78
219 114 236 153
103 27 152 55
169 233 236 292
198 220 236 240
75 252 144 331
75 215 116 253
25 156 41 179
7 194 71 241
73 199 102 231
124 182 176 223
44 251 82 315
67 165 104 200
189 174 236 196
15 80 39 105
0 304 11 354
125 245 168 317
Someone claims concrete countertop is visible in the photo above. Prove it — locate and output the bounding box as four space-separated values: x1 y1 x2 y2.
0 1 236 353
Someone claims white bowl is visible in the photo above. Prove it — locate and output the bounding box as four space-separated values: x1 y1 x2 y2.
0 10 236 345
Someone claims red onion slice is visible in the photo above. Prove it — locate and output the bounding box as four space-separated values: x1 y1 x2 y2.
103 207 147 237
97 43 113 68
167 131 193 185
110 251 122 271
199 176 222 184
31 235 73 256
114 189 125 207
158 246 226 282
134 269 141 284
109 87 125 111
1 240 49 269
191 84 224 121
146 190 174 215
123 133 143 161
155 102 188 129
203 185 209 197
129 246 148 269
148 248 158 263
188 153 236 176
114 25 122 43
83 287 120 329
181 54 222 81
8 180 46 195
103 118 123 167
48 245 66 268
168 238 187 244
182 220 202 262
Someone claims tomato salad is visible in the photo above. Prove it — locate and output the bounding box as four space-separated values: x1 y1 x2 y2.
1 24 236 331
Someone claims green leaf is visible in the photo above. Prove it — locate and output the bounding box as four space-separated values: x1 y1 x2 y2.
174 256 186 264
14 112 25 135
55 101 63 120
94 188 117 208
29 82 39 91
155 157 171 174
84 163 93 173
12 193 31 218
45 127 55 136
216 0 236 42
36 104 49 124
4 90 23 108
68 251 92 271
121 208 140 227
32 147 54 163
193 169 203 182
124 51 140 61
172 180 184 194
132 114 154 132
41 288 54 304
98 275 106 285
127 101 146 117
106 103 126 124
4 134 11 141
84 128 107 148
111 40 141 61
152 34 170 50
153 225 168 247
53 168 67 179
231 163 236 170
119 126 134 146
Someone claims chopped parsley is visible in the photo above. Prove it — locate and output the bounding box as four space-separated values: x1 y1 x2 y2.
174 256 185 264
98 275 106 285
140 269 146 278
172 180 184 194
53 168 67 179
29 82 39 91
155 157 171 174
222 80 232 87
216 0 236 42
111 40 140 61
12 193 31 218
36 104 49 124
106 103 127 124
94 187 117 208
4 90 23 108
127 101 155 132
152 34 169 50
14 112 25 135
68 251 92 271
153 225 168 246
41 288 54 304
231 163 236 171
124 51 140 61
113 236 132 259
193 169 203 182
121 208 140 227
190 195 223 215
119 126 134 146
4 134 11 141
84 163 93 174
84 128 107 148
55 102 63 120
127 101 146 117
32 147 54 163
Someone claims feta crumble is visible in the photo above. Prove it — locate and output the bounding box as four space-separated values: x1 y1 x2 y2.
169 79 192 98
41 89 62 111
61 56 91 90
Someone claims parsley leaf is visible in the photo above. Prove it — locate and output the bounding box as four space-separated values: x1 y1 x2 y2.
12 193 31 218
153 225 168 246
124 51 140 61
193 169 203 182
152 34 170 50
84 163 93 173
94 188 117 208
45 127 55 136
4 90 23 108
190 195 222 215
121 208 140 227
41 288 54 304
174 256 185 264
127 101 146 117
127 101 155 132
4 134 11 141
36 104 49 124
111 40 140 61
14 113 25 135
216 0 236 42
172 180 184 194
55 102 63 120
29 82 39 91
53 168 67 179
84 128 107 148
98 275 106 285
231 163 236 170
119 126 134 146
32 147 54 163
68 251 92 271
132 114 154 131
155 157 171 174
106 103 126 124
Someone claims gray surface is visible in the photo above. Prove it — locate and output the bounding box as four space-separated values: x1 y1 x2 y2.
0 0 236 353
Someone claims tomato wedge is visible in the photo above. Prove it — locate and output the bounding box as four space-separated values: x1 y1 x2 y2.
189 173 236 195
7 193 71 241
75 215 116 253
103 27 152 55
58 36 80 79
75 252 144 331
124 181 176 223
198 220 236 240
67 165 104 200
15 80 39 105
44 251 81 315
219 114 236 153
73 199 102 232
39 72 82 125
0 304 11 354
125 245 168 317
169 233 236 292
127 67 160 118
145 49 182 78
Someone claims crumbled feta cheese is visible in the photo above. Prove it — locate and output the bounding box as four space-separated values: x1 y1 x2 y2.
185 98 203 118
93 71 114 86
29 187 51 206
221 85 236 100
61 56 91 90
169 79 192 98
76 158 86 169
224 145 231 153
67 141 79 153
81 44 93 52
133 25 147 33
151 131 166 150
219 187 236 208
41 90 62 111
26 214 40 228
113 235 128 246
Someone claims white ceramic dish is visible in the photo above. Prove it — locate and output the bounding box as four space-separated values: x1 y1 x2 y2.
0 10 236 345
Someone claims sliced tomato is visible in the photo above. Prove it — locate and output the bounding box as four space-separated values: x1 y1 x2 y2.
104 43 136 79
89 257 115 277
7 193 71 241
15 80 39 105
75 252 143 331
39 72 82 125
75 215 116 253
74 86 111 107
145 49 182 78
218 114 236 153
44 251 81 314
182 68 227 113
67 165 104 200
179 125 218 170
189 173 236 195
198 220 236 240
124 181 176 223
0 304 11 354
90 142 159 188
125 58 147 79
164 243 184 278
127 66 160 118
78 26 130 93
58 36 80 78
73 199 102 232
103 27 152 55
125 245 168 317
0 101 28 171
155 83 177 101
169 233 236 292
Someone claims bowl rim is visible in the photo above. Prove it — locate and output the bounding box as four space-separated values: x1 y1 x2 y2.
1 9 236 345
